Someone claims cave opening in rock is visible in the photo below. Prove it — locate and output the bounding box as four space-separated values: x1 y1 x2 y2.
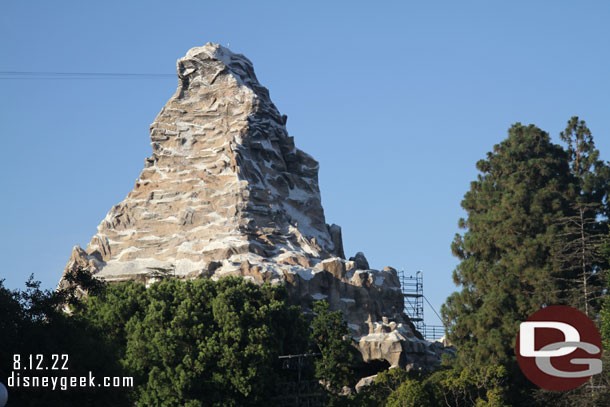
357 358 391 378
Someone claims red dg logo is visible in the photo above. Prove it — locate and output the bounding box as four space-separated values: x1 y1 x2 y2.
515 305 602 391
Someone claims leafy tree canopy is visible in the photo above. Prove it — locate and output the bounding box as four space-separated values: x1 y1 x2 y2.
80 277 310 407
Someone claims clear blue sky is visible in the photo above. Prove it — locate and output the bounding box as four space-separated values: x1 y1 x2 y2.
1 1 609 326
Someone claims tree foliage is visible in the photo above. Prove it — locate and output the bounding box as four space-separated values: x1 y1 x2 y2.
559 116 610 211
442 118 610 406
80 277 310 407
553 117 610 315
442 123 577 371
353 364 509 407
311 300 357 394
2 274 362 406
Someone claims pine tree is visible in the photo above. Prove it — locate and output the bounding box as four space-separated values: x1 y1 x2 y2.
554 117 610 316
442 123 577 370
560 117 610 212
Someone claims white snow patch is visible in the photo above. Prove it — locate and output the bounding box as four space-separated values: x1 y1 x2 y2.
177 241 197 254
159 216 180 223
202 235 248 251
138 235 162 241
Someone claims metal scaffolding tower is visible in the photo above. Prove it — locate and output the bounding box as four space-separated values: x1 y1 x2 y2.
399 270 424 332
398 270 445 340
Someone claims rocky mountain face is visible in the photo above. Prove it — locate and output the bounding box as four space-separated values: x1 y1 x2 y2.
60 43 444 370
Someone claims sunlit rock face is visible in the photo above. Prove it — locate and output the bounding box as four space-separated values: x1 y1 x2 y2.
59 43 442 370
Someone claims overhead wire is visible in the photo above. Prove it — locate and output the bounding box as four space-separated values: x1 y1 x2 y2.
423 295 444 324
0 71 175 80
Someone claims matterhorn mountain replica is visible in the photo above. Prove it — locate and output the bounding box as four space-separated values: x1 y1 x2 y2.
59 43 444 370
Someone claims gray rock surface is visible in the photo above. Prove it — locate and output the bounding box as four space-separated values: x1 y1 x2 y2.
59 43 442 370
355 375 377 393
350 252 370 270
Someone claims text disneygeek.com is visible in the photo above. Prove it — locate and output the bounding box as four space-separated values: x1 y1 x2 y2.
6 354 133 391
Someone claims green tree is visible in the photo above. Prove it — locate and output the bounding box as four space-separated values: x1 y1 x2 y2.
560 116 610 211
422 364 509 407
554 117 610 315
443 123 576 372
354 368 410 407
311 300 357 395
440 123 589 407
353 364 509 407
385 378 428 407
442 120 610 406
81 277 309 407
590 235 610 406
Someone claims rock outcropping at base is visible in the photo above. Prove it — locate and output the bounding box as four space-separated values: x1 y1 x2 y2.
59 43 444 370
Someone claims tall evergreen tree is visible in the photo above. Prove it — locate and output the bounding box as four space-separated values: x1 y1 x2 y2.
442 123 577 371
560 116 610 211
554 117 610 315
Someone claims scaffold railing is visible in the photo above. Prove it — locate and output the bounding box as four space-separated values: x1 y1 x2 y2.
422 324 445 341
